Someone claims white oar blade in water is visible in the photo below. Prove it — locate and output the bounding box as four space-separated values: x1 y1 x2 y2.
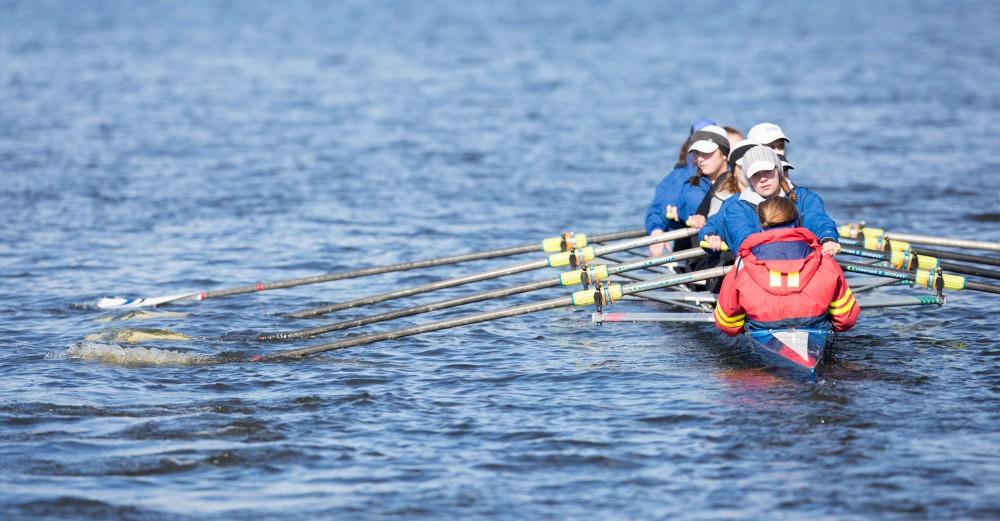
96 292 199 310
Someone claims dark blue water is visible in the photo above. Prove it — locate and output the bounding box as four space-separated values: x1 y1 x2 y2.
2 1 999 519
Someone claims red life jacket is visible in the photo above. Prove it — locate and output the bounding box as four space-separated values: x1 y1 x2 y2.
714 227 859 336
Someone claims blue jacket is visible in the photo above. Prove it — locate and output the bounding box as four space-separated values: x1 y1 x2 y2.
698 187 838 252
676 175 713 223
644 162 697 233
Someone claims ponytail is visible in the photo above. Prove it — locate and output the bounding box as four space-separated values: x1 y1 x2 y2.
779 175 797 203
719 171 743 196
757 197 799 228
675 141 689 168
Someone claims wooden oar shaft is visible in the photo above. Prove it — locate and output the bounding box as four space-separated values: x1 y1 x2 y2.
258 263 726 360
260 247 711 340
286 228 698 318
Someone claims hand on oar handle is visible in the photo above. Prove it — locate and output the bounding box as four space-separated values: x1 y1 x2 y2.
822 241 842 256
687 215 706 230
648 230 671 257
702 235 725 252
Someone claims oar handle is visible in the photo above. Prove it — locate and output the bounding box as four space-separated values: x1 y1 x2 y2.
699 240 729 251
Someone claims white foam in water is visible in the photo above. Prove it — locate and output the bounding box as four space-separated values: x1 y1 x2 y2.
66 342 212 367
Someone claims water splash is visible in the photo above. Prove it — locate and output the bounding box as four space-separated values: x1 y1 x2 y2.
94 310 190 322
84 328 192 344
66 342 212 366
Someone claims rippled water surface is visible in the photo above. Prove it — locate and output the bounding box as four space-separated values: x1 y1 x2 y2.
2 1 999 519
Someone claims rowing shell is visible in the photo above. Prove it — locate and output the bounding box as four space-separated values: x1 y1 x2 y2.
741 327 830 382
593 311 831 381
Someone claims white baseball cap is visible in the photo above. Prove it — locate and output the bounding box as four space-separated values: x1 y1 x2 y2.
740 145 782 181
728 139 758 163
687 125 730 155
747 122 789 145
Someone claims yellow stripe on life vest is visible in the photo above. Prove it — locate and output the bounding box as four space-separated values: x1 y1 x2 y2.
769 270 782 287
830 288 854 309
714 305 745 327
829 295 856 316
787 271 800 287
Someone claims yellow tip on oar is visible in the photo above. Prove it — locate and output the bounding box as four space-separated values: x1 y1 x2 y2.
839 223 889 250
571 283 622 307
838 223 864 239
541 232 588 253
699 240 730 251
914 269 966 291
917 255 940 270
548 247 596 267
889 246 913 270
559 264 609 287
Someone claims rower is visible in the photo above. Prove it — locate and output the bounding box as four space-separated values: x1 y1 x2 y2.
675 125 731 230
713 197 859 337
688 138 757 230
699 145 841 255
683 139 756 291
747 122 789 156
723 126 744 149
644 118 716 256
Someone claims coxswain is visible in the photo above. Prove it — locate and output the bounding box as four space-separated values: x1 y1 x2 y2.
713 197 859 337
